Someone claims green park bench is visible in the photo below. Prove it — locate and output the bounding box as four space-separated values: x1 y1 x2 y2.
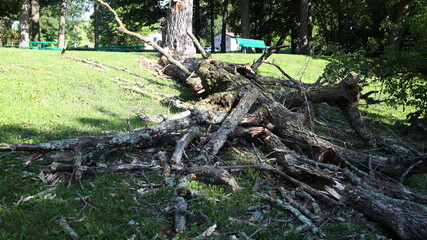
235 38 270 53
21 46 40 50
25 41 62 50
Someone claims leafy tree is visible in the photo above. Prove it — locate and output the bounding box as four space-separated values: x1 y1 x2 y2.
92 0 165 46
19 0 30 47
0 0 21 18
31 0 40 42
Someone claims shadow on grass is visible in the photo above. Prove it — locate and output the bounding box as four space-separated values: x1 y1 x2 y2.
0 115 146 144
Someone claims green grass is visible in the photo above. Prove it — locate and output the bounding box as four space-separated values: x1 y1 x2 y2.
0 48 189 143
214 53 330 83
0 48 424 239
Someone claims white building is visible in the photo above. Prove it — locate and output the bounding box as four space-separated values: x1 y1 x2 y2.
213 31 240 52
144 32 162 50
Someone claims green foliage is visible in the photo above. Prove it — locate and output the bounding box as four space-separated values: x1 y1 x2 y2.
321 47 427 120
407 174 427 194
94 0 165 46
39 5 60 41
0 0 20 18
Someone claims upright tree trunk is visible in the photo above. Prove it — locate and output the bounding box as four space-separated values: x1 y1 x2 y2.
386 0 412 53
253 0 263 40
210 0 215 53
19 0 30 48
94 0 99 50
220 0 229 53
30 0 40 42
240 0 250 38
164 0 196 56
291 0 299 54
194 0 201 42
266 0 276 46
297 0 312 55
58 0 67 48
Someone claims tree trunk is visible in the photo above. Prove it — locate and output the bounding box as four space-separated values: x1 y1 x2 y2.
385 0 412 53
94 0 99 50
58 0 67 48
220 0 229 53
209 0 215 53
164 0 196 56
193 0 201 42
239 0 250 38
19 0 30 48
291 0 299 54
297 0 312 55
30 0 40 42
266 0 275 46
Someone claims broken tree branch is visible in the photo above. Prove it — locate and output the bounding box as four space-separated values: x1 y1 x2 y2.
96 0 192 76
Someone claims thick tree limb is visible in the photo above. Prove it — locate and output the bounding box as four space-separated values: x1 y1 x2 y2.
345 187 427 240
188 165 241 191
202 88 259 161
186 30 210 59
39 163 161 175
171 126 203 166
220 165 339 207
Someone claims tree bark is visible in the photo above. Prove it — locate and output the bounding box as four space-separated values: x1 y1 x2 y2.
58 0 67 49
164 0 196 56
94 0 99 50
220 0 229 53
30 0 40 42
266 0 275 46
385 0 412 53
297 0 312 55
239 0 250 38
346 187 427 240
19 0 30 48
193 0 201 42
209 0 215 53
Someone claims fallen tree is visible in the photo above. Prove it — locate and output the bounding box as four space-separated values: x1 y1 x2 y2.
1 1 426 239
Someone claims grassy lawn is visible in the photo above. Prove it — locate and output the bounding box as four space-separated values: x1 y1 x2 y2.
0 48 188 143
0 48 423 239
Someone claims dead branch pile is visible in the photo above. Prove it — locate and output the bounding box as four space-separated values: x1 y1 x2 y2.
1 1 426 239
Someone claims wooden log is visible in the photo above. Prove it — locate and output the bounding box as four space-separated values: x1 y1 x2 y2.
188 165 241 191
345 187 427 240
170 126 203 166
39 163 161 175
0 116 194 153
202 88 259 161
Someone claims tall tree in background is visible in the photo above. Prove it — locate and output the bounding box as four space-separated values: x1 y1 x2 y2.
265 0 275 46
94 0 99 50
385 0 413 53
239 0 250 39
164 0 196 55
193 0 200 41
297 0 312 54
253 0 263 40
31 0 40 42
57 0 66 48
19 0 30 48
220 0 228 52
209 0 215 53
